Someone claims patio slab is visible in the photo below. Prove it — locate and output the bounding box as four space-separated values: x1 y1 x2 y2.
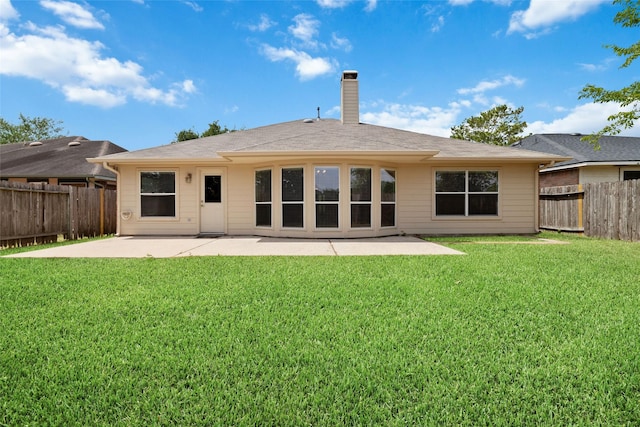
5 235 464 258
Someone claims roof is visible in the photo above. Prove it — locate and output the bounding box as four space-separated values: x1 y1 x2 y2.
91 119 567 165
0 136 127 179
512 134 640 170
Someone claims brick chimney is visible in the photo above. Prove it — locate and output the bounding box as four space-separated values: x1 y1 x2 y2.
341 70 359 124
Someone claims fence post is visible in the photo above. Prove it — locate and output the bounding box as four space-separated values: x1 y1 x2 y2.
577 184 583 232
100 188 105 236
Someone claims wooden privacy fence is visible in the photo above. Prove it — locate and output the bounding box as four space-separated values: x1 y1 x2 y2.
0 181 117 248
540 180 640 242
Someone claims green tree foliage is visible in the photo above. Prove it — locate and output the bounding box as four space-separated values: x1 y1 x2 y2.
579 0 640 147
173 120 235 143
0 114 65 145
450 105 527 146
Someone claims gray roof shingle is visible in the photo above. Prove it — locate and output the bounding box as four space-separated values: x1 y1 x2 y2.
0 136 127 179
512 134 640 167
93 119 566 164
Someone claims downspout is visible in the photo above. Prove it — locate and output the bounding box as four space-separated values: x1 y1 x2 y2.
534 165 540 233
102 162 121 236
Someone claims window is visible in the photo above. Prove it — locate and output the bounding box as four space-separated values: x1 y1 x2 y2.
381 168 396 227
315 166 340 228
623 171 640 181
351 167 371 228
282 167 304 228
435 170 498 216
140 171 176 217
255 169 272 227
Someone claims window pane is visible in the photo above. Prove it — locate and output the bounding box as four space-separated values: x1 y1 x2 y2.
282 168 304 202
315 167 339 201
435 171 465 192
381 204 395 227
435 194 465 215
469 194 498 215
141 195 175 217
351 204 371 228
282 204 303 228
204 175 221 203
316 204 338 228
381 169 396 202
256 204 271 227
351 168 371 202
623 171 640 181
469 171 498 192
141 172 175 193
255 170 272 202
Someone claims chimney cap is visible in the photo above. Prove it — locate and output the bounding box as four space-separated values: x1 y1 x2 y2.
342 70 358 80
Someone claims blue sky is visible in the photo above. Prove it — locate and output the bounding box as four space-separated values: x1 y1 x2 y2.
1 0 638 151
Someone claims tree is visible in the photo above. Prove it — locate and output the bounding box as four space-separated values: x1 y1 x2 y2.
579 0 640 147
175 129 200 142
0 114 65 144
172 120 235 143
450 105 527 146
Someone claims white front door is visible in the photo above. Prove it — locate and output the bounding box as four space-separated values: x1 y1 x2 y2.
200 170 225 233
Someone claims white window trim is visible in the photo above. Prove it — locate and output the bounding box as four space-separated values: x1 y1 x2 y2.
433 169 500 219
380 167 397 228
314 165 340 230
138 169 179 221
255 168 273 229
350 166 373 229
281 166 305 229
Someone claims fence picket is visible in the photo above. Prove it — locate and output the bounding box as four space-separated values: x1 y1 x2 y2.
541 180 639 242
0 181 117 248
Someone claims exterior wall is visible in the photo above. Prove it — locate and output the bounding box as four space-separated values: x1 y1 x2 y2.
539 168 579 188
580 166 623 184
580 165 640 183
116 160 540 237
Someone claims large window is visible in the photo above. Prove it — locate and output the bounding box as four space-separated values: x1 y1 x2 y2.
381 168 396 227
140 171 176 217
315 166 339 228
435 170 498 216
255 169 272 227
351 167 372 228
282 167 304 228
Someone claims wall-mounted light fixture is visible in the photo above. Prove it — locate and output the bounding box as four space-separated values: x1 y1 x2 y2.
185 173 192 183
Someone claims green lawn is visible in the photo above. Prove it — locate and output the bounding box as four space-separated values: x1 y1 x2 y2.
1 233 639 425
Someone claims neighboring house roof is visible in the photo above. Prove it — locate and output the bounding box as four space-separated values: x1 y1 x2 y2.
512 134 640 171
0 136 127 179
91 119 567 165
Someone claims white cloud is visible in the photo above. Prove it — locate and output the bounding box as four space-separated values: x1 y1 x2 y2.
0 0 19 22
260 44 336 81
457 75 525 95
40 0 104 30
316 0 351 9
248 14 275 32
289 13 320 46
526 102 640 136
0 22 195 108
331 32 352 52
508 0 607 35
180 1 203 12
361 101 463 137
431 16 445 33
364 0 377 12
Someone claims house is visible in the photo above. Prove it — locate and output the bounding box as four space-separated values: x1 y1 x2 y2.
89 71 568 238
512 134 640 188
0 136 127 189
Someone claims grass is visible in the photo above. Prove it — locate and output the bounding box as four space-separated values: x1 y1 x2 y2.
1 233 639 425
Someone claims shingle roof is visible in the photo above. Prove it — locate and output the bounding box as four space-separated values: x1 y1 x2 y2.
0 136 127 179
512 134 640 167
92 119 567 164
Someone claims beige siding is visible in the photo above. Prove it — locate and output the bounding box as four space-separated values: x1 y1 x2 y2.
116 160 540 237
580 166 622 184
